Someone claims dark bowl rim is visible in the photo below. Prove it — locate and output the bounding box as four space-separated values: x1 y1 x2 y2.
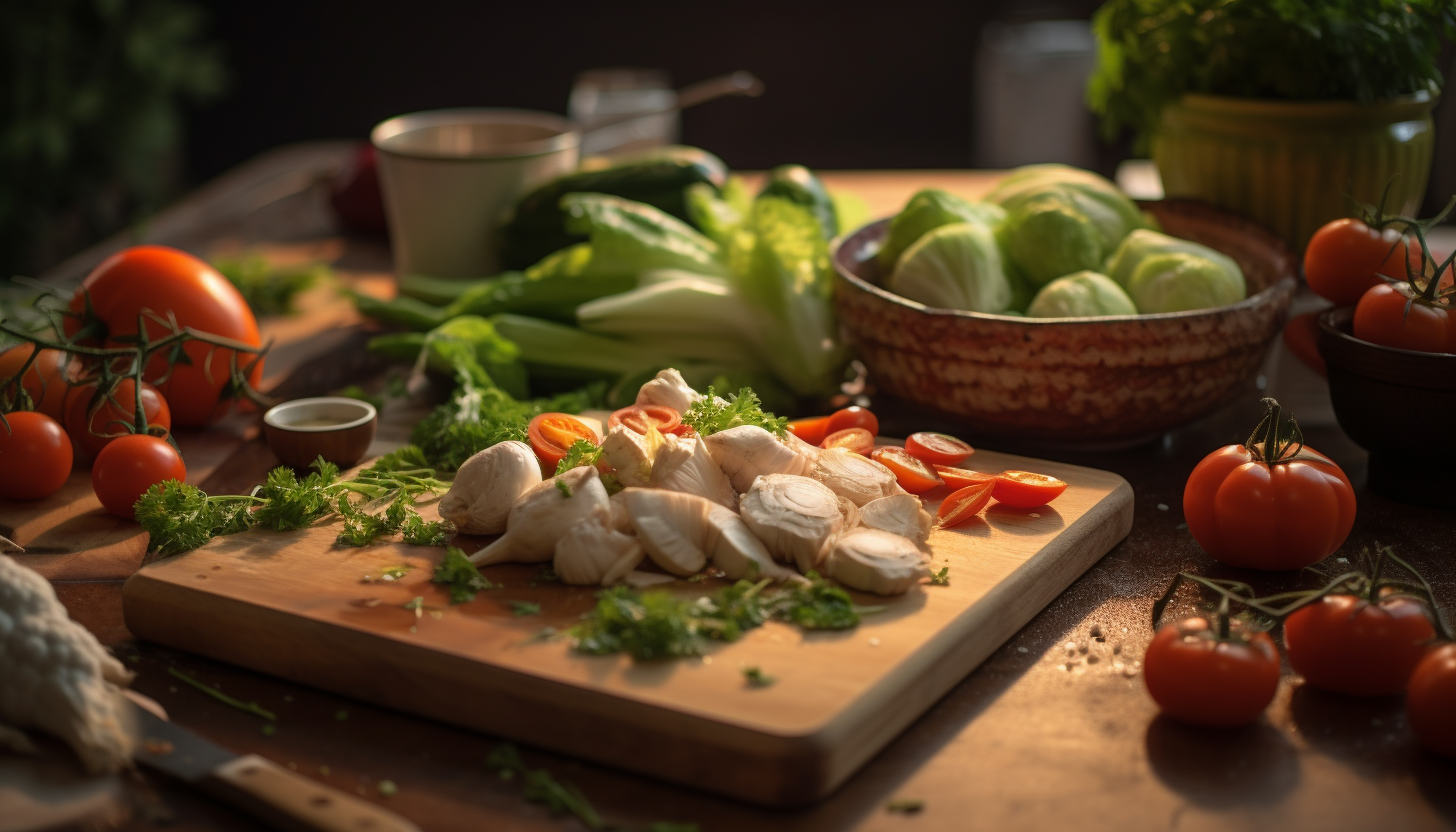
830 216 1298 326
1317 305 1456 362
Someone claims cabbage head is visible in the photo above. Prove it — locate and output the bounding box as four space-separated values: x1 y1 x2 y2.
1125 252 1247 313
1026 271 1137 318
885 220 1011 313
876 189 1006 272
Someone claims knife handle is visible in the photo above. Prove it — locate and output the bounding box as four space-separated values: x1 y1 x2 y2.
201 754 421 832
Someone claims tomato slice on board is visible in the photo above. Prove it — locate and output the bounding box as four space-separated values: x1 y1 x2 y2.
905 432 974 466
937 481 994 528
826 406 879 437
787 416 831 445
820 427 875 456
933 466 995 491
528 413 599 469
608 404 681 436
992 470 1068 508
870 447 944 494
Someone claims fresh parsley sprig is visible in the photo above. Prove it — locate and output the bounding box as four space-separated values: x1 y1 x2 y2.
681 386 787 437
432 546 495 603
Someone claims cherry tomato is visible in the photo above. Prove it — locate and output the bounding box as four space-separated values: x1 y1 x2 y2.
937 481 994 528
1143 617 1281 727
0 344 73 420
904 432 974 466
0 411 73 500
820 427 874 456
786 416 831 446
66 245 263 427
528 413 599 470
1408 643 1456 759
608 404 681 436
1303 218 1415 306
91 434 186 518
64 378 171 461
1352 281 1456 355
1283 594 1435 696
826 406 878 437
991 471 1067 508
933 466 995 491
1281 311 1326 376
870 446 943 494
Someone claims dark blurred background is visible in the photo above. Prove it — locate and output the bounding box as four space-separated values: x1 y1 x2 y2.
3 0 1453 280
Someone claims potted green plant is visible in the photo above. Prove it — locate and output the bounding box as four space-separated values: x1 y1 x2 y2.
1087 0 1454 250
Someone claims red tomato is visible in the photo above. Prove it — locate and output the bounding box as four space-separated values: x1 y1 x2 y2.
826 406 878 437
1283 594 1436 696
1408 643 1456 759
934 466 995 491
869 446 943 493
91 434 186 518
66 245 264 427
607 404 681 436
786 416 831 446
820 427 874 456
904 432 974 466
1352 281 1456 355
0 411 73 500
937 481 994 527
1143 617 1281 727
1281 311 1326 376
64 378 171 461
0 344 73 420
528 413 598 470
992 471 1067 508
1303 218 1416 306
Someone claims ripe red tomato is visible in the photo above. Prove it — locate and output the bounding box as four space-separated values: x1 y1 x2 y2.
0 411 73 500
528 413 599 470
934 466 995 491
608 404 681 436
992 471 1068 508
937 481 994 527
0 344 73 420
1143 617 1281 727
786 416 831 446
91 434 186 518
820 427 874 456
66 245 263 427
1283 594 1436 696
826 406 878 437
869 446 943 493
904 432 974 466
1303 218 1416 305
1408 643 1456 759
64 378 171 461
1352 281 1456 355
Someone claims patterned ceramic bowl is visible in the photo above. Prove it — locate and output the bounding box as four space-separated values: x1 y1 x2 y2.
831 200 1298 444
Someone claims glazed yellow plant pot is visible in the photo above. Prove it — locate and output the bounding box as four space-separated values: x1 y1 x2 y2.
1152 92 1437 251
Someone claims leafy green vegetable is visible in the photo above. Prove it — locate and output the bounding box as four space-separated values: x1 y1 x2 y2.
887 220 1013 313
1026 271 1138 318
986 165 1146 287
777 572 862 630
432 546 496 603
684 177 751 245
561 193 730 278
401 513 450 546
877 190 1006 272
250 459 341 531
369 315 529 400
1103 229 1246 313
211 254 324 316
554 439 602 475
134 480 256 558
741 666 775 687
572 587 704 659
759 164 838 240
1088 0 1456 148
680 386 787 437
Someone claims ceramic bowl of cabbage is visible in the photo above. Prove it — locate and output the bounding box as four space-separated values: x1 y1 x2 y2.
831 200 1297 444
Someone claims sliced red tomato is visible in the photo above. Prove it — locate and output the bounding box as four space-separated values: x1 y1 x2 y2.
937 481 994 528
870 447 943 494
786 416 831 445
608 404 681 436
905 432 974 466
528 413 599 470
934 466 995 491
826 406 878 437
992 471 1068 508
820 427 874 456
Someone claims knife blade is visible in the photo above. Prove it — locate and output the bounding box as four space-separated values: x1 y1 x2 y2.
131 704 420 832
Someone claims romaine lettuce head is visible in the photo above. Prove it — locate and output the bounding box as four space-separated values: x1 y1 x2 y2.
1104 228 1242 286
986 164 1146 286
1126 252 1247 313
1026 271 1138 318
1004 260 1037 314
876 189 1006 272
885 221 1012 313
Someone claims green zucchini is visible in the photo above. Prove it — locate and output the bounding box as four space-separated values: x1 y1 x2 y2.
758 164 838 239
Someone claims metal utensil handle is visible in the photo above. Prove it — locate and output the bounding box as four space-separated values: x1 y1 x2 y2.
203 755 421 832
577 70 764 140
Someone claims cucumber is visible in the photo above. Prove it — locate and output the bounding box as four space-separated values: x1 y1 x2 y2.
498 145 729 270
758 164 837 239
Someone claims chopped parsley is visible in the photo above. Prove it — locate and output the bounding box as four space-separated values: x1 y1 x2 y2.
486 744 604 829
555 479 573 498
554 439 602 475
681 386 787 437
929 567 950 586
511 601 542 617
431 546 496 603
741 666 775 687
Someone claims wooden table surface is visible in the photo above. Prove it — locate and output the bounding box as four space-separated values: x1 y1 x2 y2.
20 142 1456 832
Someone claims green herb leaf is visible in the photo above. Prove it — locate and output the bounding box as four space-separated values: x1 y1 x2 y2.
885 798 925 814
929 567 950 586
554 479 573 498
681 386 787 437
511 601 542 617
431 546 496 604
554 439 601 476
134 480 256 557
212 254 323 316
741 666 775 687
168 667 276 721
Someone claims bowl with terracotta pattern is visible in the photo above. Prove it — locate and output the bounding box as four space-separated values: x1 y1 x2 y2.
831 200 1298 444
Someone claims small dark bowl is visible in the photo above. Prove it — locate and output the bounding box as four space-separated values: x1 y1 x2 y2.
1318 307 1456 509
262 397 377 470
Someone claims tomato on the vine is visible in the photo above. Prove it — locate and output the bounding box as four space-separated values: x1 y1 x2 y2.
66 245 263 427
786 416 831 446
1408 643 1456 759
0 344 72 420
820 427 874 456
1143 616 1281 727
0 412 73 500
904 432 973 466
992 471 1067 508
1352 281 1456 355
1284 593 1436 697
64 378 171 460
528 413 598 470
1303 218 1416 306
1183 398 1355 570
608 404 680 436
826 406 878 437
869 446 943 493
91 434 186 518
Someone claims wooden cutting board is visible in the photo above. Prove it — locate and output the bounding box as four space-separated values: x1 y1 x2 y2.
121 448 1132 807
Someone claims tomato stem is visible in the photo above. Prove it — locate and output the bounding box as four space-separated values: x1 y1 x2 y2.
1245 398 1303 464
